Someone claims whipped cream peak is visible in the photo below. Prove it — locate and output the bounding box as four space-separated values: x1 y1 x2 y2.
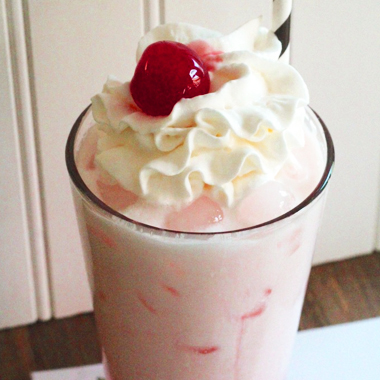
91 18 310 208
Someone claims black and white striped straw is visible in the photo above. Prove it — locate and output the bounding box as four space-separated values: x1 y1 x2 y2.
272 0 292 62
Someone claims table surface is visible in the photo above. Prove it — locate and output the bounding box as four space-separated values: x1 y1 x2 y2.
1 252 380 380
29 317 380 379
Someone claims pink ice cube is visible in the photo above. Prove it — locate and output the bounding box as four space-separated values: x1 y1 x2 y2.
76 126 98 170
236 181 297 227
97 180 138 211
165 196 223 232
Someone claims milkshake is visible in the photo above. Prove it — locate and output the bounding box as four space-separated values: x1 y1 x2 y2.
66 18 334 380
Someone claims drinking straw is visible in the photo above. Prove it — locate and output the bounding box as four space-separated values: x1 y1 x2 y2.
272 0 292 62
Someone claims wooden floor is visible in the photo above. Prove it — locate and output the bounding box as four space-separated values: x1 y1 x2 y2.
1 252 380 380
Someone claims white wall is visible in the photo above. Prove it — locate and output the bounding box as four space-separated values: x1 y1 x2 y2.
1 0 379 328
0 0 38 329
292 0 380 262
25 0 145 322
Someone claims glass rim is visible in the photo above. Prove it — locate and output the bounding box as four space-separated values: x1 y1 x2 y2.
65 105 335 236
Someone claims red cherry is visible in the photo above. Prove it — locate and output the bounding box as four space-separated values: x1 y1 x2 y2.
130 41 210 116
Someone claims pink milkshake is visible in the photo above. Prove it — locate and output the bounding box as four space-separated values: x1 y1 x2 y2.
66 18 334 380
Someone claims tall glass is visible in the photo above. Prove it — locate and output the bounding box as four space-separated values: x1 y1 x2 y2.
66 106 334 380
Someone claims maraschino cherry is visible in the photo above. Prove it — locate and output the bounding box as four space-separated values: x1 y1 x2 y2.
130 41 210 116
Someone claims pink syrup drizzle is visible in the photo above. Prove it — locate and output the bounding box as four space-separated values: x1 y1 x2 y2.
86 223 118 249
162 283 181 297
136 292 157 315
187 40 224 71
277 228 302 256
234 288 272 379
178 344 220 355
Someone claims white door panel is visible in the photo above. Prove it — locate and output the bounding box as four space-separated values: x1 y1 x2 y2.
0 0 37 329
26 0 144 318
164 0 271 30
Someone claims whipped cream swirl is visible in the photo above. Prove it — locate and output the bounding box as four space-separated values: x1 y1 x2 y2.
91 18 309 207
